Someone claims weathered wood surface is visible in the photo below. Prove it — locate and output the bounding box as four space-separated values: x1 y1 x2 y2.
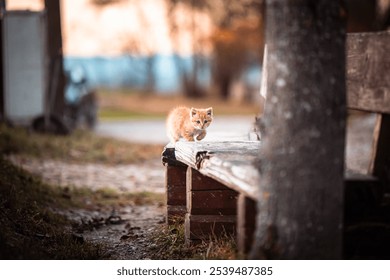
237 194 257 254
174 141 261 200
187 168 238 215
369 114 390 189
347 31 390 114
164 146 188 224
185 214 236 241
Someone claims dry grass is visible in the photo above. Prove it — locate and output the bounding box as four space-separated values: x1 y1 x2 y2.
0 157 105 259
0 124 163 164
97 89 261 120
149 222 239 260
0 156 166 259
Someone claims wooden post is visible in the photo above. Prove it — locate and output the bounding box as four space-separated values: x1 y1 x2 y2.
251 0 347 259
44 0 65 116
237 194 257 256
185 167 237 245
162 145 187 224
370 114 390 191
0 1 5 121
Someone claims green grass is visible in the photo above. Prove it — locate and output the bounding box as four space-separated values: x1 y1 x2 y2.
97 89 261 120
99 108 164 121
65 187 164 210
0 124 163 164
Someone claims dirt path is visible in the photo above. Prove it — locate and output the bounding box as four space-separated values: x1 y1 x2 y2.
8 155 166 259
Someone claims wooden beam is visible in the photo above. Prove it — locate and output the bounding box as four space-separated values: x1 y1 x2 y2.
44 0 65 116
185 167 237 244
369 113 390 189
237 194 257 256
163 145 188 224
175 141 260 199
347 31 390 114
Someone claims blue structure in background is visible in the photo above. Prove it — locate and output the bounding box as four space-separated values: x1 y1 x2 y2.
64 55 260 94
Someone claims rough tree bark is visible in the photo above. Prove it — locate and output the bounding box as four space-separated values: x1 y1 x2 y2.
251 0 347 259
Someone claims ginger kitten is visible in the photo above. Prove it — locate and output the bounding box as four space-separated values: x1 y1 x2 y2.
166 106 213 143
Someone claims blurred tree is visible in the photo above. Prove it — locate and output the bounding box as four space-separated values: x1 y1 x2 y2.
167 0 264 100
122 2 157 93
211 16 264 100
166 0 209 98
208 0 264 100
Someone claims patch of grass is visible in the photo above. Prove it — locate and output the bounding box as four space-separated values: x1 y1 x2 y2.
149 222 239 260
97 89 260 121
99 108 164 120
62 186 164 210
0 157 104 259
0 124 163 164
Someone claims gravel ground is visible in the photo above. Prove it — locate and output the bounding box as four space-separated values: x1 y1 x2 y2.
7 155 166 259
8 156 165 194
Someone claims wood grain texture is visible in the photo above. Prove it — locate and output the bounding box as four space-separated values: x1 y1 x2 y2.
165 164 187 224
185 214 236 241
167 205 186 222
187 168 231 191
187 190 238 215
237 194 257 255
347 31 390 114
175 141 261 200
369 114 390 189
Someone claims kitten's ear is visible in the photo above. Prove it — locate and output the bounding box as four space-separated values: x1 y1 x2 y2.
190 108 197 117
206 107 213 116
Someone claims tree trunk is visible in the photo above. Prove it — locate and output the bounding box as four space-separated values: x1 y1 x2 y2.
45 0 65 117
251 0 347 259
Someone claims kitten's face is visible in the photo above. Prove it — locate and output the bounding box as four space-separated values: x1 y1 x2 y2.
190 107 213 129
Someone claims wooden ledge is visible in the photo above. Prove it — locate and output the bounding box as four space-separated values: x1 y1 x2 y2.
174 140 261 200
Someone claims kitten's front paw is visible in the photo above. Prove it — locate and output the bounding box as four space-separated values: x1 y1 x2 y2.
196 131 206 141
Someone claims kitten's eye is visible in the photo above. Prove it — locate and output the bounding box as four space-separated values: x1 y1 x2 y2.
204 120 208 123
196 120 201 124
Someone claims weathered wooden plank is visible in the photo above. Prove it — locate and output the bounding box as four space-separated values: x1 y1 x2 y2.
166 165 187 186
187 190 238 215
187 168 232 191
185 214 236 241
347 31 390 114
162 144 187 167
165 163 187 224
175 141 261 199
167 184 186 206
166 165 187 206
167 205 186 223
237 194 257 255
369 113 390 189
186 166 238 234
200 157 259 200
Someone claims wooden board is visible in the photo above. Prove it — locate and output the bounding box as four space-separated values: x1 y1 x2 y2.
237 194 257 255
187 190 238 215
165 165 187 206
175 141 261 200
185 214 236 241
347 31 390 114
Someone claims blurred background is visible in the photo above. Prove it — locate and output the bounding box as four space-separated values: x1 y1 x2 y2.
0 0 389 260
1 0 390 143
